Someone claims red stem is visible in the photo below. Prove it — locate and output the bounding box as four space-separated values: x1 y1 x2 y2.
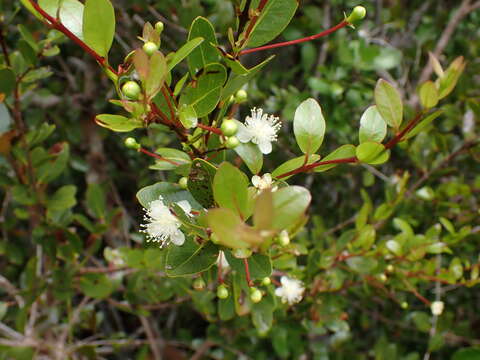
240 21 349 56
276 156 357 179
162 87 176 122
197 123 223 135
384 113 423 149
139 148 180 166
243 258 253 287
27 0 117 75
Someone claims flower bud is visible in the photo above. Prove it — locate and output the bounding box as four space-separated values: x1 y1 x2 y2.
178 177 188 189
278 230 290 246
430 301 444 316
250 288 263 303
225 136 240 149
124 137 140 150
221 119 238 137
261 277 271 286
235 89 248 103
401 301 409 309
378 273 387 282
217 284 229 299
143 41 159 56
155 21 164 34
122 81 141 100
346 6 366 24
193 277 206 291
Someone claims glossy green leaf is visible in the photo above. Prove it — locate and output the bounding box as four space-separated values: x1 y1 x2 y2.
167 37 204 72
356 142 389 165
136 182 200 209
187 17 219 75
188 159 217 208
245 0 298 48
375 79 403 129
225 252 272 280
272 186 311 230
359 105 387 143
166 238 218 277
145 52 167 98
83 0 115 58
293 98 326 154
436 56 466 100
234 142 263 174
346 256 378 274
95 114 143 132
149 148 192 172
0 68 15 96
314 145 356 172
418 81 439 109
47 185 77 212
39 0 84 39
213 162 249 217
180 63 227 117
178 104 198 129
404 110 443 140
272 154 320 180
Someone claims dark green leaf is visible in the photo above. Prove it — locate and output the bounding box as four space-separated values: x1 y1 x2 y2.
187 17 219 74
213 162 249 217
95 114 143 132
166 237 219 277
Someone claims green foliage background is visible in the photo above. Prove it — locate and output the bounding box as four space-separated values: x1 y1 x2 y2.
0 0 479 359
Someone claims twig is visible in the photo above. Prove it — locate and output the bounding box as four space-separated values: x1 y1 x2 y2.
140 316 163 360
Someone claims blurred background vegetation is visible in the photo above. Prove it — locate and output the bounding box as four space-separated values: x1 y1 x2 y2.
0 0 479 359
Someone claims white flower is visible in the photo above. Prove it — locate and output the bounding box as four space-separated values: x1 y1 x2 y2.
275 276 305 305
237 108 281 154
141 197 191 247
252 173 278 192
216 251 230 269
430 300 445 316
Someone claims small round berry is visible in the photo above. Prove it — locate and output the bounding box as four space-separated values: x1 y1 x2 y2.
155 21 164 34
386 264 395 273
124 137 140 150
378 273 387 282
347 6 367 23
235 89 248 103
401 301 409 309
261 277 271 286
217 284 229 299
193 277 206 291
221 119 238 136
250 288 263 303
143 41 159 56
225 136 240 149
178 177 188 189
122 81 141 100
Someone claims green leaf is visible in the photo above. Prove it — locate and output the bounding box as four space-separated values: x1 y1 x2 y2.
83 0 115 58
167 37 204 72
86 183 106 219
178 104 198 129
251 294 274 333
375 79 403 129
136 182 201 209
39 0 84 40
180 63 227 117
37 143 70 184
145 52 167 98
245 0 298 48
95 114 143 132
187 17 219 75
220 55 275 102
356 142 390 165
188 159 217 208
149 148 192 173
452 348 480 360
293 98 326 154
234 142 263 174
0 68 16 96
404 110 443 140
436 56 466 100
218 294 236 321
213 162 249 217
47 185 77 212
79 274 114 299
346 256 378 274
166 237 219 277
0 103 12 135
272 186 311 230
225 252 272 280
314 145 356 172
359 106 387 143
272 154 320 180
418 81 439 109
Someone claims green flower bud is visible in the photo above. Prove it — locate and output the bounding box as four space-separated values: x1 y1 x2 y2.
221 119 238 137
261 277 271 286
124 137 140 150
211 233 220 244
155 21 164 34
217 284 229 299
346 6 366 24
386 264 395 273
143 41 159 56
232 248 252 259
225 136 240 149
401 301 409 309
278 230 290 246
378 273 387 282
178 177 188 189
235 89 248 103
250 288 263 303
193 277 206 291
122 81 141 100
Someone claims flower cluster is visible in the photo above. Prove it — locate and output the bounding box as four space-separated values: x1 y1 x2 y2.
141 197 191 247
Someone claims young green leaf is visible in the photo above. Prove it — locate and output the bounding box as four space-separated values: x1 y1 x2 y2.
293 98 326 154
404 110 443 140
272 154 320 180
95 114 143 132
145 52 167 98
375 79 403 129
178 104 198 129
47 185 77 212
234 142 264 175
83 0 115 58
359 106 387 143
272 186 311 230
39 0 84 39
356 141 390 165
213 162 249 217
418 81 439 109
167 37 204 72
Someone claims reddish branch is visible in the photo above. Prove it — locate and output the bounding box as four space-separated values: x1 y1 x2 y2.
243 258 253 287
139 148 180 166
197 123 223 135
237 0 270 49
240 21 349 55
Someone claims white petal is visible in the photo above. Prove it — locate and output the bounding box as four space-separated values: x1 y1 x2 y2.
236 123 252 143
258 141 272 154
263 173 272 184
170 231 185 246
177 200 192 215
252 175 261 187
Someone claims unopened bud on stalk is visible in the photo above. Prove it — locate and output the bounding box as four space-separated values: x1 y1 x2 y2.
124 137 140 150
217 284 229 299
233 248 252 259
178 177 188 189
193 277 206 291
143 41 159 56
225 136 240 149
261 277 271 286
346 6 366 24
250 287 263 303
278 230 290 246
221 119 238 137
122 81 141 100
155 21 164 34
235 89 248 103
